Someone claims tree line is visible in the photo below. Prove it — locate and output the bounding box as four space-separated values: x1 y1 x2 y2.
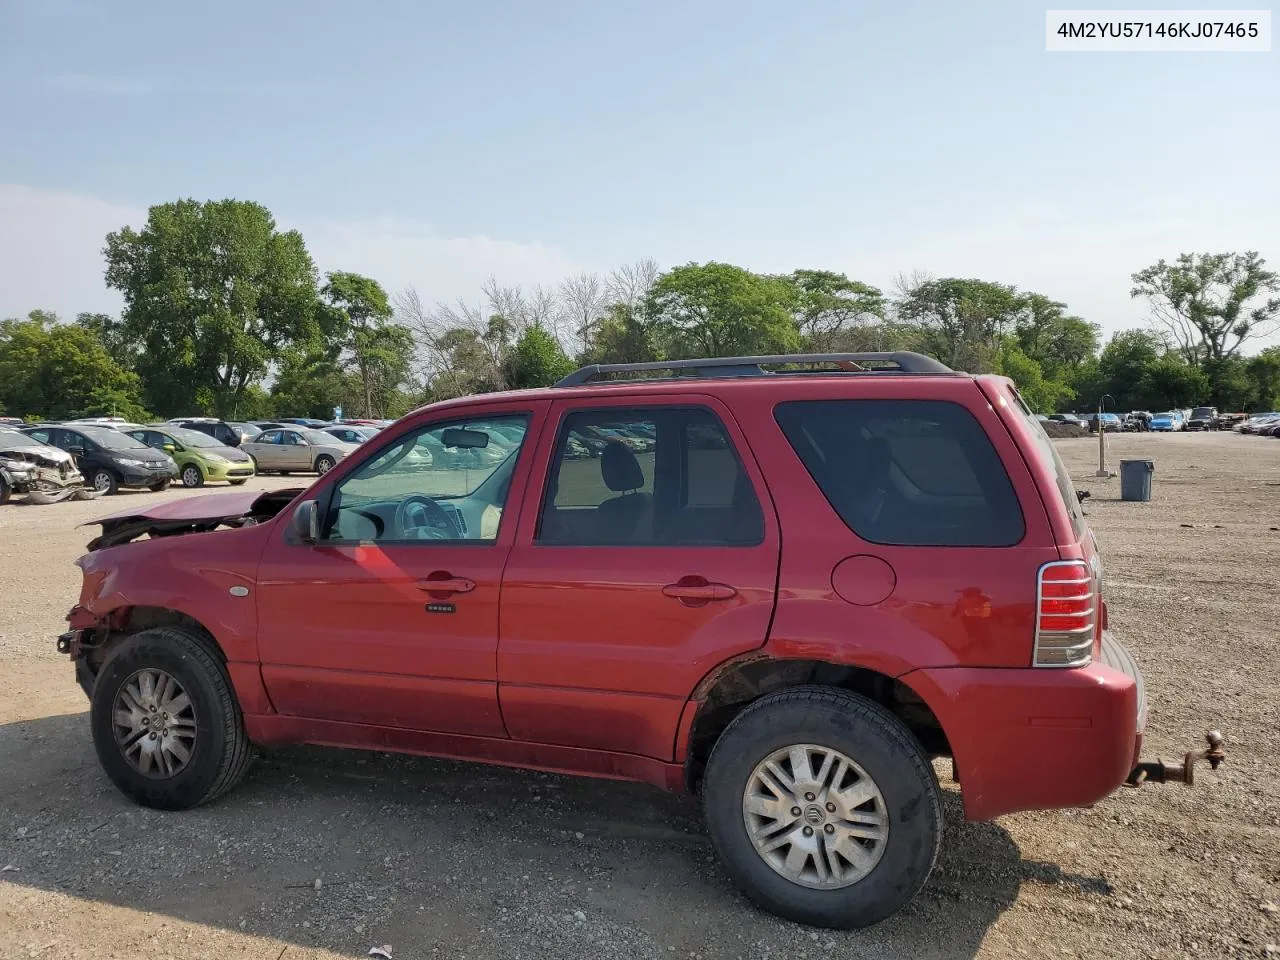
2 198 1279 423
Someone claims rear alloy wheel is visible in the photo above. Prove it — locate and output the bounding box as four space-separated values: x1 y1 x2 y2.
90 627 253 810
702 687 942 929
181 464 204 488
92 469 119 496
314 455 336 475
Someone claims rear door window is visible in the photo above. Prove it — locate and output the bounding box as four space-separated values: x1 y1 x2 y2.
774 399 1024 547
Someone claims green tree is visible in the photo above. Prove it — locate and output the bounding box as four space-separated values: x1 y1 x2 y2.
1245 347 1280 411
894 277 1025 373
0 311 149 420
1137 355 1209 409
1131 251 1280 364
778 269 884 351
646 262 800 359
578 302 660 366
104 198 321 417
507 325 575 389
996 341 1071 413
1014 294 1099 378
1091 330 1162 410
321 271 413 418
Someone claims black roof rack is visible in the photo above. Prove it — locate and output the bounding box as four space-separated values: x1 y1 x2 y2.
554 352 953 387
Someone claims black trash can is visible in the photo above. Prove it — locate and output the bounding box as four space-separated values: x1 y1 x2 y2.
1119 459 1154 502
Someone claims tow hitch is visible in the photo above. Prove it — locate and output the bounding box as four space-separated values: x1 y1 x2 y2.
1125 730 1225 787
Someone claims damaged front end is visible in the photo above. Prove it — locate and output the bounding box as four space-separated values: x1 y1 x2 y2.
0 435 93 504
83 486 305 550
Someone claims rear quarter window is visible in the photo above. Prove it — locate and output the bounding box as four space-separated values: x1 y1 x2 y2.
774 399 1025 547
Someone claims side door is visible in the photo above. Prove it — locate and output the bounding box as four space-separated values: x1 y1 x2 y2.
498 396 781 759
249 429 282 469
254 404 546 735
279 430 310 469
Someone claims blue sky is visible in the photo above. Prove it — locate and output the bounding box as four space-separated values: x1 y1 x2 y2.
1 0 1276 342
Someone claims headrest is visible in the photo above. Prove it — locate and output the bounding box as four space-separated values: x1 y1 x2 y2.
600 441 644 492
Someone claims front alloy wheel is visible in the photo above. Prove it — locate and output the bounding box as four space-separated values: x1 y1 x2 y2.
112 668 197 778
92 469 118 495
181 465 204 488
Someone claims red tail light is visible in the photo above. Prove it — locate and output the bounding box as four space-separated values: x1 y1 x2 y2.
1034 560 1095 667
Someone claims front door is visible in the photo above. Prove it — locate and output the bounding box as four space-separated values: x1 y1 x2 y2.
498 397 781 759
255 405 545 735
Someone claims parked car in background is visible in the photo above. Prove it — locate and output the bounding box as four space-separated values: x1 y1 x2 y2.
128 425 257 488
1149 411 1184 432
22 424 178 495
1122 412 1152 432
251 421 290 432
1083 412 1122 432
0 428 89 504
322 424 380 445
1186 407 1218 431
240 428 358 475
227 421 262 443
60 350 1219 930
0 416 25 427
278 417 329 428
1047 413 1088 433
1214 412 1247 430
1238 413 1280 434
169 418 255 447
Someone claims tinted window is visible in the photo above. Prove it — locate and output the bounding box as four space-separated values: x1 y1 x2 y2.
774 399 1024 547
256 430 282 444
537 406 763 546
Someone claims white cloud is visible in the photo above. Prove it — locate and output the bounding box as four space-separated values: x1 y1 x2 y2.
0 185 579 322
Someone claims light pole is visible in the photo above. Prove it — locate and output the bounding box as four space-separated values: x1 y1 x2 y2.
1095 394 1114 477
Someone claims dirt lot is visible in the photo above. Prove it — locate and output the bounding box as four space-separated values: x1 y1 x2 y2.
1 433 1277 959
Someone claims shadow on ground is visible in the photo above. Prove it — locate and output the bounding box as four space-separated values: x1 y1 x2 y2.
0 713 1107 959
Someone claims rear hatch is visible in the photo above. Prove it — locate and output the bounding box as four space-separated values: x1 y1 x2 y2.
982 381 1104 663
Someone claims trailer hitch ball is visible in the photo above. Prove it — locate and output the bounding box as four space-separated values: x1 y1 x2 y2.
1125 730 1225 788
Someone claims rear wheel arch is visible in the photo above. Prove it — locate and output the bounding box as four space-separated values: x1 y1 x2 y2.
682 656 949 793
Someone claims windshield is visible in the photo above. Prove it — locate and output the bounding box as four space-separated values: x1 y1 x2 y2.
81 427 151 451
1192 407 1214 418
227 421 260 436
168 427 224 448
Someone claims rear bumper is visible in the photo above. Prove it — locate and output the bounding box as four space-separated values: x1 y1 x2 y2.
902 630 1142 821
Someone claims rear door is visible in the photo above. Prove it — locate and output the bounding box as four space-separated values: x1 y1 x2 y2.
497 395 781 759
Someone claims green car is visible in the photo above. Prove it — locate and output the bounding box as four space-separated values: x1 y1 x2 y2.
129 425 257 488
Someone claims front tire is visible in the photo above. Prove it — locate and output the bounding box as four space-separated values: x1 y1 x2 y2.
148 479 171 492
89 627 254 810
702 687 942 929
91 469 119 496
228 478 248 486
0 476 9 505
181 464 204 488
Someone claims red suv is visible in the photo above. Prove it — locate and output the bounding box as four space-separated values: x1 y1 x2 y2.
60 352 1220 929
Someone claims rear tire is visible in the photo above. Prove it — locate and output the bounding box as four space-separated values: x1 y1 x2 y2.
89 627 254 810
314 455 335 475
148 479 170 492
702 686 942 929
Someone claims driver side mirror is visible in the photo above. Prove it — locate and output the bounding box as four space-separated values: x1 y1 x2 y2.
292 499 320 544
163 443 177 454
68 446 86 458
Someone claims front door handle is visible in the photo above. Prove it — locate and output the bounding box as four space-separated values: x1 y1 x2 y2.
417 574 476 596
662 578 738 602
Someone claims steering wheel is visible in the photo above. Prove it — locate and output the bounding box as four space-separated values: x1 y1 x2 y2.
395 495 455 540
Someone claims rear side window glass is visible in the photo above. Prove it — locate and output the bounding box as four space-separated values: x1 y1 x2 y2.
774 399 1024 547
1006 387 1085 538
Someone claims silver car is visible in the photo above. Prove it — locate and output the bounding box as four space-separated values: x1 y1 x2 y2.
240 428 358 475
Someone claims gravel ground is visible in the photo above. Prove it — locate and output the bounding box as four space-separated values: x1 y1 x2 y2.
1 433 1277 960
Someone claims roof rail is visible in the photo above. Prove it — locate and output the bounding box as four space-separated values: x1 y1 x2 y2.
554 352 953 387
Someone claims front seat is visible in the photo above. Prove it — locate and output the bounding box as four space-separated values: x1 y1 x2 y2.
594 442 651 543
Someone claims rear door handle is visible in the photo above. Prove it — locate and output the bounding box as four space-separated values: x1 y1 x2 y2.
662 580 737 602
417 575 476 595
